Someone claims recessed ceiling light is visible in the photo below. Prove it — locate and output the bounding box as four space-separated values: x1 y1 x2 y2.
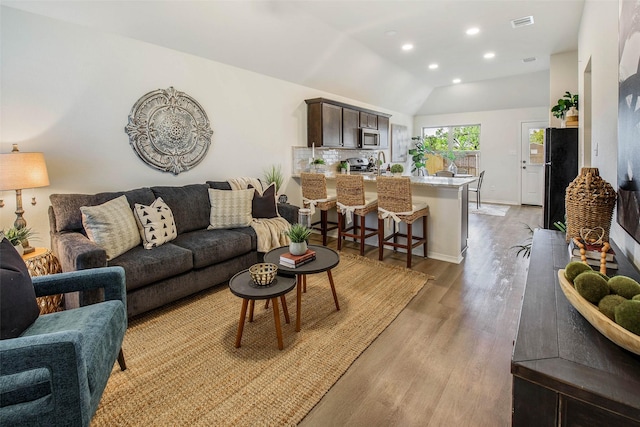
484 52 495 59
466 27 480 36
453 78 462 84
428 63 439 70
402 43 414 51
385 30 397 37
511 16 534 28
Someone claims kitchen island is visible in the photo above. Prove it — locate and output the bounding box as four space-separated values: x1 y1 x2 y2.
289 173 476 263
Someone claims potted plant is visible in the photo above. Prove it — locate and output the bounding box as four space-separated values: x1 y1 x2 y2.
285 223 312 255
551 91 579 124
263 164 288 203
312 158 325 172
390 164 404 175
3 226 36 255
337 161 348 174
443 150 458 174
409 136 436 175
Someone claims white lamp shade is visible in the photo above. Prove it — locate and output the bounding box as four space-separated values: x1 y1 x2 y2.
0 151 50 191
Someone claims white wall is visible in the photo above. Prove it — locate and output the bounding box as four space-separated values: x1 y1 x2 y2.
0 7 413 247
578 0 640 266
414 106 548 205
549 51 579 127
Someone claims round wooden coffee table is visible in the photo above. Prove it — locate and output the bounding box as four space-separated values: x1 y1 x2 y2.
229 269 296 350
264 245 340 332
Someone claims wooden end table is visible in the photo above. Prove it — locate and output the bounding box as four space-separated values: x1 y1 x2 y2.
229 269 296 350
264 245 340 332
22 247 63 314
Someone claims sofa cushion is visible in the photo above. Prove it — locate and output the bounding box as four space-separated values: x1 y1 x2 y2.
0 238 39 339
172 229 254 269
81 195 141 261
207 188 253 230
50 188 155 233
151 184 210 235
21 301 126 394
249 182 279 219
108 243 193 291
206 181 232 191
133 197 178 249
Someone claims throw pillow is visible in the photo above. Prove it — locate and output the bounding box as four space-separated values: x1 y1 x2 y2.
0 237 39 339
249 182 279 219
81 195 141 260
207 188 253 229
133 197 178 249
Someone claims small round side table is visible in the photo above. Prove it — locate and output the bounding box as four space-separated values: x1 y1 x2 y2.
22 247 63 314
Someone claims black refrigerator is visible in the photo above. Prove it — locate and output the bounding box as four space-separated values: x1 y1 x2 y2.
543 127 578 229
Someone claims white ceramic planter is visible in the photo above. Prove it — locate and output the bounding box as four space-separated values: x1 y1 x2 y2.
289 241 308 256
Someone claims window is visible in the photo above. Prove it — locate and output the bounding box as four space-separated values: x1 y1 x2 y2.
421 124 481 175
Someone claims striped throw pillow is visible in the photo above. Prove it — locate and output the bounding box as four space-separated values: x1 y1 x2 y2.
207 188 253 229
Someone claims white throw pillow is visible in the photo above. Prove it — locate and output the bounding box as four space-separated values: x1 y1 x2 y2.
81 195 141 260
133 197 178 249
208 188 253 229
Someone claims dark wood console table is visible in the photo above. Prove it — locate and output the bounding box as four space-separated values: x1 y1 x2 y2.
512 229 640 426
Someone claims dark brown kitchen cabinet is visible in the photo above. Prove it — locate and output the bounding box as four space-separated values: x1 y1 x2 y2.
305 98 391 148
377 115 389 149
359 112 378 129
342 108 359 148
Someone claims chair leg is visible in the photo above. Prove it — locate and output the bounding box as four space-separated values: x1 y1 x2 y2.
378 217 385 261
359 214 366 256
478 190 481 208
422 215 428 258
407 223 413 269
321 210 328 246
337 212 344 251
117 348 127 371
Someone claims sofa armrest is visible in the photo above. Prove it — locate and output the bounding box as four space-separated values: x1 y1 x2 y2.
278 203 299 225
32 267 126 306
53 231 107 272
0 331 92 427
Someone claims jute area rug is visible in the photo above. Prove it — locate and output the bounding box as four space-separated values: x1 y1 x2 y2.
92 253 430 426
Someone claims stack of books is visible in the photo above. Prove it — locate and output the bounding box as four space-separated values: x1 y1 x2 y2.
568 239 618 269
280 249 316 268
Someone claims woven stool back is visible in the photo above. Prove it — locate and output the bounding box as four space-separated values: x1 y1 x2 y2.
376 176 412 212
301 172 328 200
336 174 366 206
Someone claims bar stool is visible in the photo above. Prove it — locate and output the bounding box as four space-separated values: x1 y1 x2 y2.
335 174 378 256
301 172 338 246
376 176 429 268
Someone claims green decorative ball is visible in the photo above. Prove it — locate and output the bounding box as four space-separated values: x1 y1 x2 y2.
614 300 640 335
564 261 592 283
574 272 609 304
598 295 628 321
608 276 640 299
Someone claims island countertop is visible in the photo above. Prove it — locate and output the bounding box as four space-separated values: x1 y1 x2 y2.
292 173 476 188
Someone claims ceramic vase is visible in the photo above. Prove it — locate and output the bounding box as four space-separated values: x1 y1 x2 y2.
289 241 308 256
13 243 24 256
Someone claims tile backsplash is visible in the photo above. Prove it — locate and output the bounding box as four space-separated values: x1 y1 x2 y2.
292 147 382 174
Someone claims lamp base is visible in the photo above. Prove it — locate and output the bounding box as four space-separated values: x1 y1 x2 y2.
22 245 35 255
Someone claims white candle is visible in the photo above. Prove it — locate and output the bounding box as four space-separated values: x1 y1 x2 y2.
312 142 315 159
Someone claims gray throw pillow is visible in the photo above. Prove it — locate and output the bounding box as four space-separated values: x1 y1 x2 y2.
0 237 39 339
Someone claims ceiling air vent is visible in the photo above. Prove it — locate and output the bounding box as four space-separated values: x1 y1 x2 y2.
511 16 534 28
522 57 537 63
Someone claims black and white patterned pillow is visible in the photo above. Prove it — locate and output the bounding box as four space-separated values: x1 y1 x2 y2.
133 197 178 249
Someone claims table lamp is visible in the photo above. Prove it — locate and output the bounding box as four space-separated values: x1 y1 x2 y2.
0 144 50 254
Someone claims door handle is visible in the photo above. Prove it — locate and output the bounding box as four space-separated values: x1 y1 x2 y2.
522 166 527 169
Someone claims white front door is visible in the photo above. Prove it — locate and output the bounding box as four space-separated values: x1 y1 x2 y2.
521 121 547 206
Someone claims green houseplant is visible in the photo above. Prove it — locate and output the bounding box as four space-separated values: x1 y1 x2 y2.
409 136 436 175
285 223 313 255
3 227 36 255
551 91 579 119
263 164 284 194
390 164 404 174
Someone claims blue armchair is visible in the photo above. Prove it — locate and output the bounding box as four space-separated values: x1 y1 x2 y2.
0 267 127 426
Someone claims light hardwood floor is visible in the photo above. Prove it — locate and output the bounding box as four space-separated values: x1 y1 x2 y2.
299 204 542 427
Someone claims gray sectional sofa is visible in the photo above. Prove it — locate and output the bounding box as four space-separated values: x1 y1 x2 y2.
48 181 298 318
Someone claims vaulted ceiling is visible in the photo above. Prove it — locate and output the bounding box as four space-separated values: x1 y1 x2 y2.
2 0 584 115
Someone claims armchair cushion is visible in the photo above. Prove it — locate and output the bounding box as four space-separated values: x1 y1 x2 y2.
0 238 39 339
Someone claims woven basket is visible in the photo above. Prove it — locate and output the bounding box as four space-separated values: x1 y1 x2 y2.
565 168 616 243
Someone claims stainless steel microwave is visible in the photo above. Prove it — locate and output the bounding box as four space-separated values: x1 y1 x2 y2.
360 128 380 148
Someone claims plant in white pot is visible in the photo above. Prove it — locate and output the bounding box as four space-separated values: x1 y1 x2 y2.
3 227 36 255
285 223 312 255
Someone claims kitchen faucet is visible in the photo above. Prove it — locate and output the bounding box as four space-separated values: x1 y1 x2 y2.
377 151 386 176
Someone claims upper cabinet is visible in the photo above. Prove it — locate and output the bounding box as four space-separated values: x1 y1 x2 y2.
305 98 391 148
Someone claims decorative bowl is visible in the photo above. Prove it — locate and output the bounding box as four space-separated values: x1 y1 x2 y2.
249 263 278 286
558 269 640 355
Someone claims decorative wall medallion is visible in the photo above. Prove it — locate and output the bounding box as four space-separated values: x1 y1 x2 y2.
125 87 213 175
